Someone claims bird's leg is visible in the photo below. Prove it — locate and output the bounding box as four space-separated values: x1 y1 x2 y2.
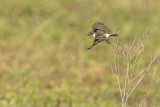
105 39 111 44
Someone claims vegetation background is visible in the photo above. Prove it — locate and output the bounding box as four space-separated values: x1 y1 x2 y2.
0 0 160 107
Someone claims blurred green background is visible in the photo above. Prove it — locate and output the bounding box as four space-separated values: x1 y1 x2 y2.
0 0 160 107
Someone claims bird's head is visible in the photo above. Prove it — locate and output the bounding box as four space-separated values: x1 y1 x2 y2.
87 32 95 37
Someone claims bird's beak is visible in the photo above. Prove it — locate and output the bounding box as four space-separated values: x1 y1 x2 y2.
87 32 91 36
86 33 95 38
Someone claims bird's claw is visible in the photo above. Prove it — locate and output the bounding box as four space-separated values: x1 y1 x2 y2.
106 39 111 44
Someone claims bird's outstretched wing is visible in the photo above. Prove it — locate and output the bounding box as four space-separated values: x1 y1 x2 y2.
92 22 108 33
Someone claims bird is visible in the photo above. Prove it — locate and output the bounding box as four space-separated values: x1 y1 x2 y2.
86 22 118 50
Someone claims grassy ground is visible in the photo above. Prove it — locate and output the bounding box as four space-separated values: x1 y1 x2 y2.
0 0 160 107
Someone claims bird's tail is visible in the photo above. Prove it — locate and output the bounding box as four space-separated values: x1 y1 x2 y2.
110 34 118 37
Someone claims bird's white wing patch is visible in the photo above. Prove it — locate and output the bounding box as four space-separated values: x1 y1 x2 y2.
105 34 111 38
92 33 96 38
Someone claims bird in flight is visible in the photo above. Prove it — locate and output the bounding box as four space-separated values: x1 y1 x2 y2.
86 22 118 50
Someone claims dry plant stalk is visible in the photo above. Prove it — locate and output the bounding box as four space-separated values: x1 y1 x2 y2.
138 69 158 107
109 33 160 107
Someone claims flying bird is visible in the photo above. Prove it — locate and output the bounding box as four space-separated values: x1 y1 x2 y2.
87 22 118 50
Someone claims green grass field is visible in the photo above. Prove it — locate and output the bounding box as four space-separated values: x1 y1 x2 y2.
0 0 160 107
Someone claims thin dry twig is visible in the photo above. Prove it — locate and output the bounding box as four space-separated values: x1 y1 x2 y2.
111 35 160 107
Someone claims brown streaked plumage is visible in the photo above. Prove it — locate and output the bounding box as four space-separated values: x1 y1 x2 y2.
87 22 118 50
